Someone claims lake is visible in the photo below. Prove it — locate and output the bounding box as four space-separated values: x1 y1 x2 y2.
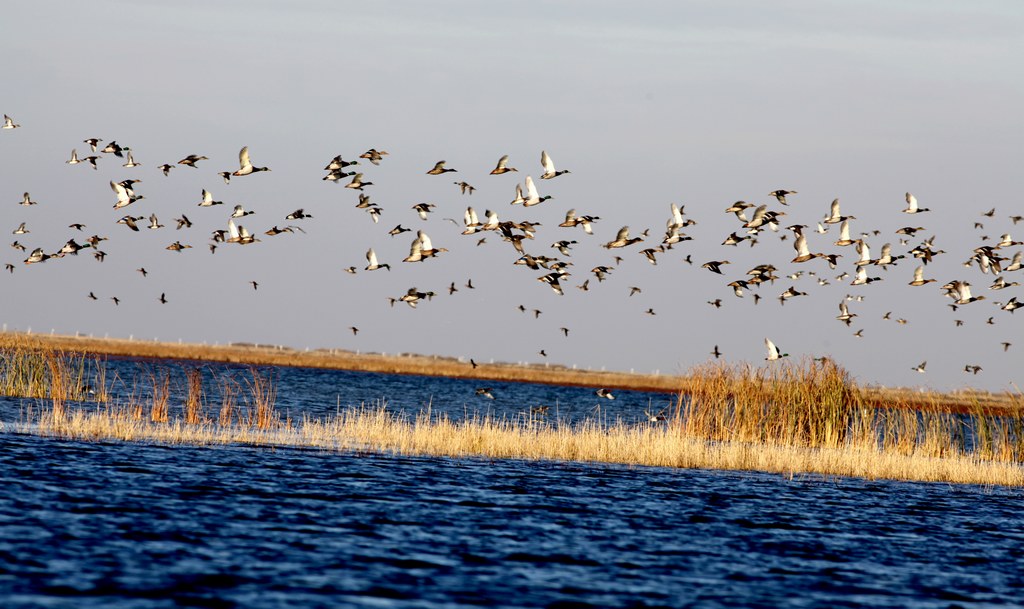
1 359 1022 608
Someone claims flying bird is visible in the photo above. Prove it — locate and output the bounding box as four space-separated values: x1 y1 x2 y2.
426 160 457 175
902 192 930 214
233 146 270 176
178 154 209 168
490 154 518 175
540 150 570 179
769 190 797 205
365 248 390 271
702 260 730 274
197 189 222 207
764 338 788 361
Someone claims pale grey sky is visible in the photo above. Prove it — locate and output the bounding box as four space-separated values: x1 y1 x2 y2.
1 1 1022 391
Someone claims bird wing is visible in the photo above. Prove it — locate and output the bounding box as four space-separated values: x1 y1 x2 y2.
857 240 871 263
496 154 509 170
794 234 810 257
838 220 851 240
367 248 378 266
238 146 252 170
525 176 539 199
671 203 684 226
512 183 524 202
905 196 921 215
407 236 423 258
418 231 433 251
228 219 240 240
750 205 767 223
541 150 554 173
110 180 131 205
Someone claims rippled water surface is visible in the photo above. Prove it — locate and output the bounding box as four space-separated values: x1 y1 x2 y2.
0 357 679 426
2 361 1023 607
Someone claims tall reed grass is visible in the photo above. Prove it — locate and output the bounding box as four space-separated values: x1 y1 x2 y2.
149 371 170 423
0 336 106 405
244 368 279 430
677 358 1024 462
184 367 204 424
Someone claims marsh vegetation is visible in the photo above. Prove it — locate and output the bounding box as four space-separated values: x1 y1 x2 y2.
3 335 1022 486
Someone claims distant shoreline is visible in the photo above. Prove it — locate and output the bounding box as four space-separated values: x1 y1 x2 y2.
0 331 686 393
1 332 1017 412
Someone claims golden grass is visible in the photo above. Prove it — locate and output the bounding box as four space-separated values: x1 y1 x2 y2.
18 405 1023 487
0 335 103 404
149 371 170 423
184 367 204 425
5 334 1024 487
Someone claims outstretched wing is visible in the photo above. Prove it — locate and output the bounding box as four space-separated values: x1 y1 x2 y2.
541 150 554 173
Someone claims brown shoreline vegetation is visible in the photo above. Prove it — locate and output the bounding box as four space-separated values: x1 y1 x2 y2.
3 333 1023 487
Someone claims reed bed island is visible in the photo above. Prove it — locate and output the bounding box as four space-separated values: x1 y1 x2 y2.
2 334 1023 487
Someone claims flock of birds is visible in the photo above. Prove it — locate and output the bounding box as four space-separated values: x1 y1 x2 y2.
3 111 1021 393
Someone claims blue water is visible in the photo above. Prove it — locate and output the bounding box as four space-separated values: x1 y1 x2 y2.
2 359 1023 608
0 357 679 426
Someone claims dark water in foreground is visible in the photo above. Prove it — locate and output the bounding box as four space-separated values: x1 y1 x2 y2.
1 435 1023 608
2 360 1024 607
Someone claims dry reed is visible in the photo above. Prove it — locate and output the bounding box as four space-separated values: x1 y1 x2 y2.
0 335 104 404
17 404 1024 487
149 372 170 423
184 367 204 424
219 377 238 427
243 368 279 430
